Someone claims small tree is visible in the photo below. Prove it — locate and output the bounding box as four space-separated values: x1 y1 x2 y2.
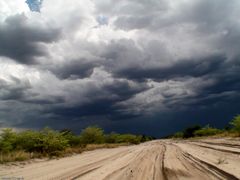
80 126 104 144
60 129 82 147
230 115 240 134
15 130 41 152
41 128 69 154
0 129 17 152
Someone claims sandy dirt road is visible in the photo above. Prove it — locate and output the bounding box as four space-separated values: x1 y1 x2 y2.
1 138 240 180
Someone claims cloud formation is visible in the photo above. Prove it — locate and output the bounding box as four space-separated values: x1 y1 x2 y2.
0 14 60 64
0 0 239 136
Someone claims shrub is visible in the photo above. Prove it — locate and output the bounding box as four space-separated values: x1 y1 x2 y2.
39 127 69 154
139 135 154 142
15 130 42 152
230 115 240 133
80 126 105 144
0 126 152 162
105 132 120 143
183 125 202 138
60 129 83 147
0 129 17 152
173 132 184 138
194 125 222 137
115 134 141 144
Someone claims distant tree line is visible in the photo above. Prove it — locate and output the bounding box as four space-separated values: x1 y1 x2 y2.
0 126 154 163
171 115 240 139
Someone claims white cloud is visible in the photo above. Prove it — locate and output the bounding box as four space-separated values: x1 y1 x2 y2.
0 0 29 22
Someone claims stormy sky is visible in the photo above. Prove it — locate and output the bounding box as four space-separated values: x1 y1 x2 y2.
0 0 240 137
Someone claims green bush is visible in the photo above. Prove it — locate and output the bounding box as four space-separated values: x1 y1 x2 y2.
0 129 17 152
60 129 83 147
80 126 105 144
172 132 184 138
230 115 240 133
0 125 152 162
105 133 149 144
139 135 154 142
115 134 141 144
194 125 222 137
105 132 120 143
39 128 69 154
15 130 42 152
183 125 202 138
0 128 69 155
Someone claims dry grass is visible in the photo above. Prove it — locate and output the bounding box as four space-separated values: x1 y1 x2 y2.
0 151 46 163
212 131 240 138
0 143 129 163
172 131 240 141
85 143 129 151
65 143 128 155
0 151 30 163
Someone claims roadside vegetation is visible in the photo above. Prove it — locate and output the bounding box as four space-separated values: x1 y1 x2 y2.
0 126 153 163
172 115 240 139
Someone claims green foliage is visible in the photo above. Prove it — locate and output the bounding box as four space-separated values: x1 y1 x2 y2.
173 132 184 138
139 134 154 142
169 115 240 139
60 129 83 147
194 125 222 137
0 126 152 162
230 115 240 133
0 128 69 156
105 133 149 144
15 130 41 152
105 132 120 143
183 125 202 138
39 127 69 154
0 129 17 152
115 134 141 144
80 126 105 144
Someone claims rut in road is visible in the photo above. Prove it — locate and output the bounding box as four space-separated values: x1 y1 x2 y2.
74 142 239 180
1 140 240 180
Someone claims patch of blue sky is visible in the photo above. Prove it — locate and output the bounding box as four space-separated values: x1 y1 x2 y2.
25 0 43 12
97 15 109 26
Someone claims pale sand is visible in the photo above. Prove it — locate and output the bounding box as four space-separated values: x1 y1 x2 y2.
1 138 240 180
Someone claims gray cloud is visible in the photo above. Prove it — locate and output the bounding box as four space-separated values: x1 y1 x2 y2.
0 0 240 136
0 76 31 101
49 59 100 80
0 14 60 64
113 54 226 81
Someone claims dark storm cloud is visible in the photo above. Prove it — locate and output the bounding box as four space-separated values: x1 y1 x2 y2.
103 80 149 98
114 55 226 81
158 56 240 115
1 0 240 136
50 59 99 79
22 94 65 105
42 79 149 120
0 76 31 101
0 14 60 64
203 60 240 94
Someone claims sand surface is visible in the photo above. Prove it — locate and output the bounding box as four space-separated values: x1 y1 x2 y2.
1 138 240 180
